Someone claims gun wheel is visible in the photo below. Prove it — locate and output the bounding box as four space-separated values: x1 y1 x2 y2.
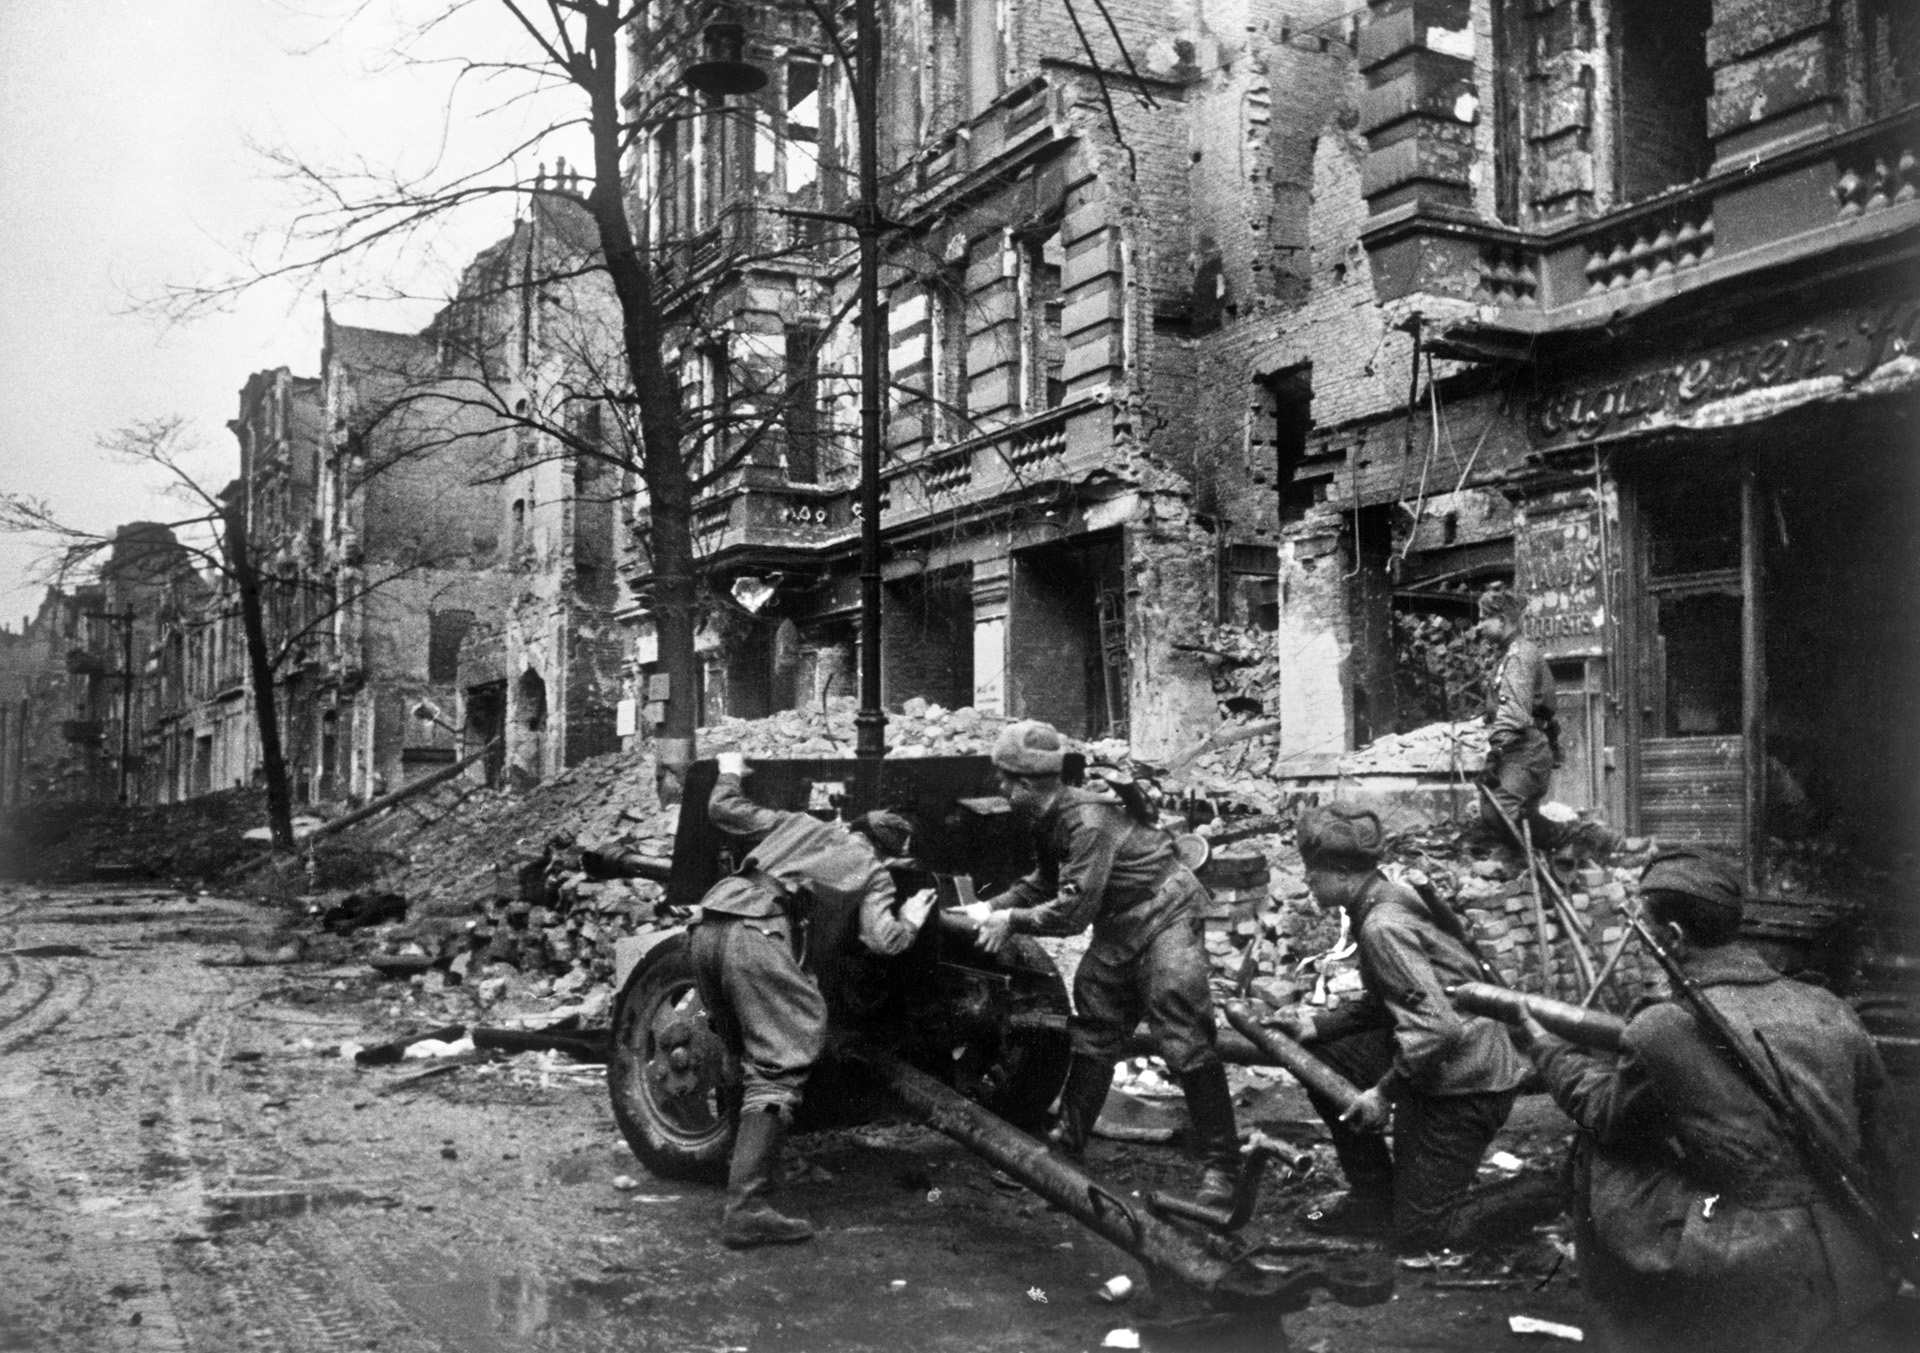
608 932 739 1182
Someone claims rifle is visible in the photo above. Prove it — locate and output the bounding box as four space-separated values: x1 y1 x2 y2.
1400 869 1504 988
1627 912 1920 1282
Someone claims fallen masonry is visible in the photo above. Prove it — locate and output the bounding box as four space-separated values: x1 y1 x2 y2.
279 701 1660 1062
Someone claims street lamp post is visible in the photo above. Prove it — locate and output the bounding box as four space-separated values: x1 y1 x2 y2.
850 0 886 765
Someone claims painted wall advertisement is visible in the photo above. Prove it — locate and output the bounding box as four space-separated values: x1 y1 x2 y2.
1515 493 1605 657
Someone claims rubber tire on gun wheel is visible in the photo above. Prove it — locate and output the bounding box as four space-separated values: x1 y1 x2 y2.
607 932 739 1182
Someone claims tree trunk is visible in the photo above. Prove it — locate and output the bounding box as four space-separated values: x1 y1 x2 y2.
580 1 700 802
227 502 296 849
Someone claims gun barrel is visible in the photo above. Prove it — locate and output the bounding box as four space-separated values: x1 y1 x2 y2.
1223 1002 1364 1114
1450 982 1626 1051
847 1041 1389 1307
582 848 675 884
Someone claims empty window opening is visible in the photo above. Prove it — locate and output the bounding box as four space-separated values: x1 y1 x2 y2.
784 327 822 483
1021 225 1066 414
1614 0 1712 202
697 344 731 480
1255 365 1316 527
882 568 975 712
427 610 474 684
786 60 821 195
1222 543 1281 633
933 267 971 443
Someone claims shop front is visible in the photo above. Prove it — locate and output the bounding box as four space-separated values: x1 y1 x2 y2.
1522 287 1920 890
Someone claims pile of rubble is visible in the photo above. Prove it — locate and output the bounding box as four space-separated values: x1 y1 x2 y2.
1192 821 1661 1030
1189 626 1280 718
702 695 1010 760
1332 717 1489 776
299 703 1648 1030
1 787 268 884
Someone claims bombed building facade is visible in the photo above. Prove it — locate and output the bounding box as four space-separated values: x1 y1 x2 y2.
1247 0 1920 883
611 0 1385 760
18 0 1915 898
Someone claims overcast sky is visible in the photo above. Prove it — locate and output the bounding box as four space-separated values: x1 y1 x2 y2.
0 0 582 629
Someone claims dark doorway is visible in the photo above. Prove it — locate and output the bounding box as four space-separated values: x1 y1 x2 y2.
883 566 974 712
1008 531 1127 738
466 680 507 788
512 670 547 787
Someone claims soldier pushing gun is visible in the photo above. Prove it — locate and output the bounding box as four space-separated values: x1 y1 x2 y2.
971 720 1246 1210
690 752 935 1248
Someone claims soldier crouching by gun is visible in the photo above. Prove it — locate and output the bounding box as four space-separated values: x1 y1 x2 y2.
1265 802 1559 1252
692 752 935 1248
1498 846 1905 1353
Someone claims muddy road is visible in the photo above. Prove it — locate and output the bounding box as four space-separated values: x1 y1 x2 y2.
0 884 1591 1352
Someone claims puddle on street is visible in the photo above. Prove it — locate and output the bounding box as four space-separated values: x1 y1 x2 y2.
204 1186 399 1230
390 1258 660 1346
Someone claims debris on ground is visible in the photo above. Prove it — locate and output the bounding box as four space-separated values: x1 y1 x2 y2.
1509 1314 1585 1341
323 891 408 934
354 1024 468 1067
0 786 268 884
151 702 1662 1082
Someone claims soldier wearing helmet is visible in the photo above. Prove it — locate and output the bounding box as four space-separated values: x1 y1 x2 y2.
1272 800 1538 1250
974 720 1243 1209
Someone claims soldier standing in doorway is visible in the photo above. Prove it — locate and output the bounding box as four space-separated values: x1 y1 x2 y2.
1476 585 1561 853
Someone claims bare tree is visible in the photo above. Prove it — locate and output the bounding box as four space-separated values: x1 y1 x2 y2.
161 0 1089 797
155 1 840 799
1 417 463 848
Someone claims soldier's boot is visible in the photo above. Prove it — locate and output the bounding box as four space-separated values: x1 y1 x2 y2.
1179 1061 1242 1211
1046 1055 1116 1158
1433 1169 1569 1251
721 1107 815 1249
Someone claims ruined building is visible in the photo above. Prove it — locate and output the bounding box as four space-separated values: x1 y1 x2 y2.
315 187 628 801
1255 0 1919 877
140 370 328 805
32 526 198 805
616 0 1363 758
0 591 93 807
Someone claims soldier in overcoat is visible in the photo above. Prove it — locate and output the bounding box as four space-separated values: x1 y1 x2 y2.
1515 847 1898 1352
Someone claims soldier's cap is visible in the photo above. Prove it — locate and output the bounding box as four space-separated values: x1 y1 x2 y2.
849 809 915 860
991 720 1067 777
1477 586 1530 622
1295 800 1387 866
1640 846 1744 922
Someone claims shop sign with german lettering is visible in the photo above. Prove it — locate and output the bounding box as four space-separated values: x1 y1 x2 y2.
1530 298 1920 447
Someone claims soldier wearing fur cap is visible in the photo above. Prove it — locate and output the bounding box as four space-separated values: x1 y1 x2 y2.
1272 800 1538 1250
690 753 934 1248
1514 847 1899 1352
973 720 1244 1209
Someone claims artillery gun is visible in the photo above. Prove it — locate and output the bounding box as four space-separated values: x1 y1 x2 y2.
600 754 1392 1314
